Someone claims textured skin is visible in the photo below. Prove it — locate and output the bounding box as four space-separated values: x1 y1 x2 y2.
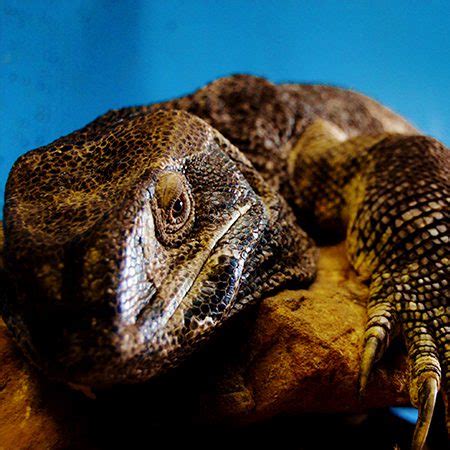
1 75 448 447
2 105 316 386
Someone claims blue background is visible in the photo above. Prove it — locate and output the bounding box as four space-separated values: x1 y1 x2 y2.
2 0 448 424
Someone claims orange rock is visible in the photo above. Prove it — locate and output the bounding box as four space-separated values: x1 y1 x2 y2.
200 244 409 423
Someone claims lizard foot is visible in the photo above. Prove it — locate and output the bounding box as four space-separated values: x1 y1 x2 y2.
358 270 449 450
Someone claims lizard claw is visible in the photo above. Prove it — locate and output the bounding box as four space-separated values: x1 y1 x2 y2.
358 291 395 399
412 377 439 450
359 269 448 449
358 335 381 398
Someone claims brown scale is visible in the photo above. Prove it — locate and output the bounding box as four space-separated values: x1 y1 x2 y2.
3 100 316 387
1 74 448 449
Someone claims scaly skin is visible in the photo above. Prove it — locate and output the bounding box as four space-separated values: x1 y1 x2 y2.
289 120 449 449
2 106 316 386
1 75 448 449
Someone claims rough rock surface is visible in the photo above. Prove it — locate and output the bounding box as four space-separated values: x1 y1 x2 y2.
0 244 410 448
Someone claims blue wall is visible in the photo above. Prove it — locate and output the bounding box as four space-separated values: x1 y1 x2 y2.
1 0 449 210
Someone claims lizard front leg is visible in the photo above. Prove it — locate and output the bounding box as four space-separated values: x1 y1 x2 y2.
289 121 449 449
350 134 449 449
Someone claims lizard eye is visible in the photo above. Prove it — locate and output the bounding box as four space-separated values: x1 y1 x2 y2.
165 191 189 226
153 172 194 244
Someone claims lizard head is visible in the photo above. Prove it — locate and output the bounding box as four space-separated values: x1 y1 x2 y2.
2 109 315 387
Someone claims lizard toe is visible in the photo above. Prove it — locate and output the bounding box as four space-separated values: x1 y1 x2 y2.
412 376 439 450
400 287 448 449
358 334 384 397
358 284 398 397
404 320 441 450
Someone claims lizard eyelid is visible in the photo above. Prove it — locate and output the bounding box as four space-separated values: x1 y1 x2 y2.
153 171 194 244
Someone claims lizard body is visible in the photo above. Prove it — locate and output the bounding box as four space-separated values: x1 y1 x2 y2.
1 75 448 449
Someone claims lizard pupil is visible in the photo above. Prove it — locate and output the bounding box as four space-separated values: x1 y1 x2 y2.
172 198 184 217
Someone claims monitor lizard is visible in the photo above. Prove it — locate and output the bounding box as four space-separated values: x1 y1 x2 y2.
1 75 448 449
